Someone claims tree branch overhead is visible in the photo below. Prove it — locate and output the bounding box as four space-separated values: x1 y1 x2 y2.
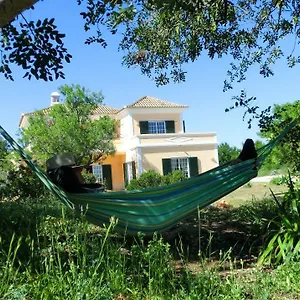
0 0 38 27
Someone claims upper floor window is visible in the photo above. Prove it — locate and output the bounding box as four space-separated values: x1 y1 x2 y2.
148 121 166 134
139 120 175 134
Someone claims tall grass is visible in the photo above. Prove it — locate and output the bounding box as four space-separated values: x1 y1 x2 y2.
258 174 300 265
1 195 300 299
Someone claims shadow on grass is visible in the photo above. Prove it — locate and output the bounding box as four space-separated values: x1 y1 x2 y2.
0 195 280 268
162 198 281 264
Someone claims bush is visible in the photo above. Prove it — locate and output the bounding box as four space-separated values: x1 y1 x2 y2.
126 170 187 190
161 170 187 185
270 175 289 186
258 174 300 265
126 170 162 190
3 165 48 199
81 169 97 184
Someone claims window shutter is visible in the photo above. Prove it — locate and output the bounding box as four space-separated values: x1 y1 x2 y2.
162 158 172 175
102 164 113 190
165 121 175 133
131 161 136 179
188 157 199 177
123 163 128 187
139 121 149 134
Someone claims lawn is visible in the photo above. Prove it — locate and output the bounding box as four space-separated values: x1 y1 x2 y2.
0 181 299 299
221 181 288 206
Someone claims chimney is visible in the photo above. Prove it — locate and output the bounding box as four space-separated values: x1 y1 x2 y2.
50 92 60 106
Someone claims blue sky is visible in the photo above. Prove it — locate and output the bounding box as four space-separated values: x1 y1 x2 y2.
1 0 299 148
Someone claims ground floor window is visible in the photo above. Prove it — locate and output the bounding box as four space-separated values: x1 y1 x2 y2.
123 161 136 186
92 164 113 190
170 158 189 177
92 165 103 183
162 157 198 178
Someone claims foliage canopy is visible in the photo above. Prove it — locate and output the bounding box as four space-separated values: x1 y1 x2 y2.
218 142 240 165
21 84 117 165
2 0 300 89
1 0 300 124
260 100 300 171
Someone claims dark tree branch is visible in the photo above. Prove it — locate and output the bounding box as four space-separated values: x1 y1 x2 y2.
0 0 38 27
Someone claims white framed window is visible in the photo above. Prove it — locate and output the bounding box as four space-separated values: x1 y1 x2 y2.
92 165 103 183
127 163 133 182
171 158 189 177
124 161 136 184
148 121 166 134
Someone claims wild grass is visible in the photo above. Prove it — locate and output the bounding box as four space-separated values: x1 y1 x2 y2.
1 194 300 299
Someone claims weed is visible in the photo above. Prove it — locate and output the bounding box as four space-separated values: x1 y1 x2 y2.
259 173 300 265
1 193 300 298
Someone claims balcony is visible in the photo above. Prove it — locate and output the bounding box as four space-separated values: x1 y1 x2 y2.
114 132 217 152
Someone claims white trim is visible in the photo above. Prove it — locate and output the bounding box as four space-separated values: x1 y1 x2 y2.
125 107 187 115
137 132 216 139
137 148 143 176
167 154 190 159
214 135 219 165
179 113 183 133
132 141 217 150
128 112 134 136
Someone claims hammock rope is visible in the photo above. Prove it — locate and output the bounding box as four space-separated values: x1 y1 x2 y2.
0 120 297 234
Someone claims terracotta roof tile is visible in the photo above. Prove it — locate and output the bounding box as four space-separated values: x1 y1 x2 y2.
126 96 188 109
23 107 51 117
19 96 188 126
92 105 119 115
23 104 119 117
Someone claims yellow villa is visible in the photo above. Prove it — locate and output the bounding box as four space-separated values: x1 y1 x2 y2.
19 93 219 190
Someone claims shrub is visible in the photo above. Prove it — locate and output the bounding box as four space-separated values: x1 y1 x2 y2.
126 170 187 190
161 170 187 185
126 170 162 190
81 169 97 184
4 165 48 199
258 173 300 265
270 175 289 186
125 178 140 190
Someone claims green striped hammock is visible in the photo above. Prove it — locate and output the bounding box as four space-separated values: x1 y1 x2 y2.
0 122 295 235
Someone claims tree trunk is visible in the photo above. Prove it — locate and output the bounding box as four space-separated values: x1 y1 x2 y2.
0 0 38 27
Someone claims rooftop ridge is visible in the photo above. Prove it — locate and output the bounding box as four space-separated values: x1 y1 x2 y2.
126 96 188 109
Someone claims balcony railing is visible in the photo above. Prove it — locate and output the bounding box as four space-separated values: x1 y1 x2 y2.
115 132 217 152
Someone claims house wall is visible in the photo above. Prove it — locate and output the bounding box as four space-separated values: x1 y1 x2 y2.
132 113 182 135
120 114 134 139
101 152 126 190
140 144 218 175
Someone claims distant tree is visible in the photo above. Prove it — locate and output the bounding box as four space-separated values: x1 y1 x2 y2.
0 138 9 169
0 138 8 159
218 142 240 165
21 84 117 165
260 100 300 172
254 139 286 172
